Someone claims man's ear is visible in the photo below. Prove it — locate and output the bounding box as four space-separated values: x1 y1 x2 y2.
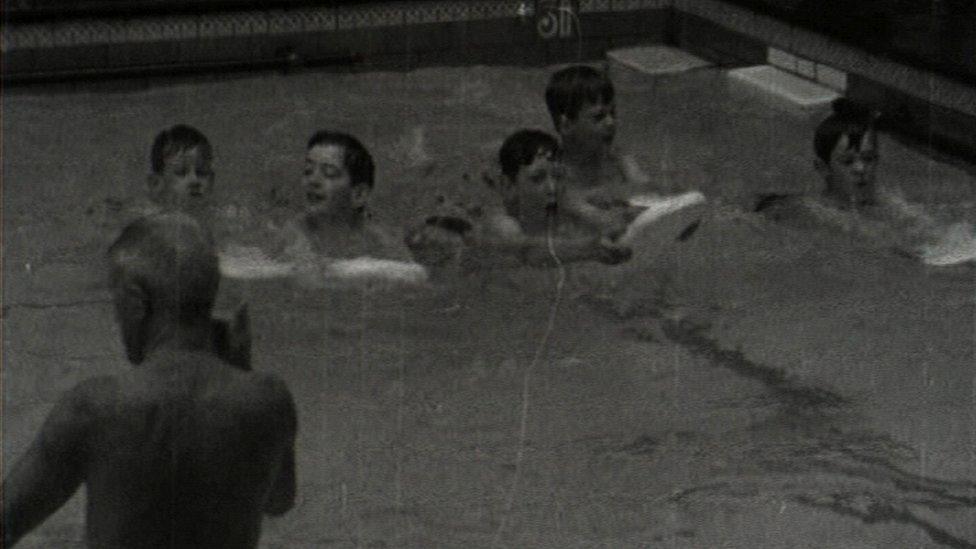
116 278 150 364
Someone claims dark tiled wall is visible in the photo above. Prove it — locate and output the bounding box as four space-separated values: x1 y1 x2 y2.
723 0 976 85
1 2 673 79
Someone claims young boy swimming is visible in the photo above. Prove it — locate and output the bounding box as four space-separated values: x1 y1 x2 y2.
273 130 411 261
544 65 658 238
755 98 972 263
756 99 881 218
406 129 631 270
147 124 217 216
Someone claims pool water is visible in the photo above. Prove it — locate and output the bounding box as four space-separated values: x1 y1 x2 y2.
3 64 976 547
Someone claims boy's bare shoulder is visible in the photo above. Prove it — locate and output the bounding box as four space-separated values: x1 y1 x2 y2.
482 209 524 240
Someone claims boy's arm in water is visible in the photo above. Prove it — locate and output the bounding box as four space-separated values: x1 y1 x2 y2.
366 224 416 262
260 375 298 516
2 380 102 547
617 151 654 188
509 233 631 267
405 212 630 270
267 217 314 261
560 190 631 239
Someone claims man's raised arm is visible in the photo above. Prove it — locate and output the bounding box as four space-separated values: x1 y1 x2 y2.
2 383 96 547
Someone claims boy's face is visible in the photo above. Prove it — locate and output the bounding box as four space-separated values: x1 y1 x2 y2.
559 100 616 156
149 146 214 212
817 130 879 208
302 144 368 215
509 148 565 217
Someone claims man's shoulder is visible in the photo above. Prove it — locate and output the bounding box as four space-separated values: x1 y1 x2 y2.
67 375 122 407
43 375 123 431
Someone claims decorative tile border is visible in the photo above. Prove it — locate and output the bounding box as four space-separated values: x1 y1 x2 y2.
611 0 645 11
579 0 612 13
1 0 971 123
0 0 646 54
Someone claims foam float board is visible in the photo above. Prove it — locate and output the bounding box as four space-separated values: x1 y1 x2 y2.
729 65 840 110
606 45 712 76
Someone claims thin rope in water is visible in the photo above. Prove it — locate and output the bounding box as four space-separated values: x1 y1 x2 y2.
494 8 579 542
492 208 567 547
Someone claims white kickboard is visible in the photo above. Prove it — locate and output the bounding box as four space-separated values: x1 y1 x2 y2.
619 191 707 249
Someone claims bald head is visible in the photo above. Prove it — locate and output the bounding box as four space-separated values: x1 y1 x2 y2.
108 213 220 363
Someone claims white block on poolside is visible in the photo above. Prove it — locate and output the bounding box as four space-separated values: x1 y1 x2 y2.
606 46 711 75
728 65 840 109
815 63 848 92
766 47 796 72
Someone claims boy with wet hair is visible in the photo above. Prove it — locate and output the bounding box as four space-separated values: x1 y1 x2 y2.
2 212 296 548
275 130 410 260
756 98 881 218
544 65 654 237
813 99 880 209
753 99 968 263
147 124 252 365
407 129 631 269
147 124 216 214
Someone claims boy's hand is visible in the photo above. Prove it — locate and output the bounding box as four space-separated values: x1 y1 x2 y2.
594 237 632 265
404 224 465 267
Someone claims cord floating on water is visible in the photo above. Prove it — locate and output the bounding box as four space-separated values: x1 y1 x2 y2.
493 211 566 547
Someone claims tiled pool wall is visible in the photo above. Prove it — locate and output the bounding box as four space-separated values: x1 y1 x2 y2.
3 0 975 160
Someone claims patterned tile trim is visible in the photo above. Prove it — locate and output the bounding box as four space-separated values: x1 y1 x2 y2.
337 2 405 29
613 0 672 10
1 1 527 53
579 0 612 13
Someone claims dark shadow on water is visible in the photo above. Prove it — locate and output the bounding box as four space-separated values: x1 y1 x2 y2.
648 317 976 548
660 317 848 411
794 494 976 549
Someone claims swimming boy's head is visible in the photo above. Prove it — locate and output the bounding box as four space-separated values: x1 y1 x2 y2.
302 131 375 219
545 65 616 157
499 129 563 220
814 99 880 208
108 213 220 364
148 125 215 212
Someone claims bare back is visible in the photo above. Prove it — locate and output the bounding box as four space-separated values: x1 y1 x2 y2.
3 349 296 549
